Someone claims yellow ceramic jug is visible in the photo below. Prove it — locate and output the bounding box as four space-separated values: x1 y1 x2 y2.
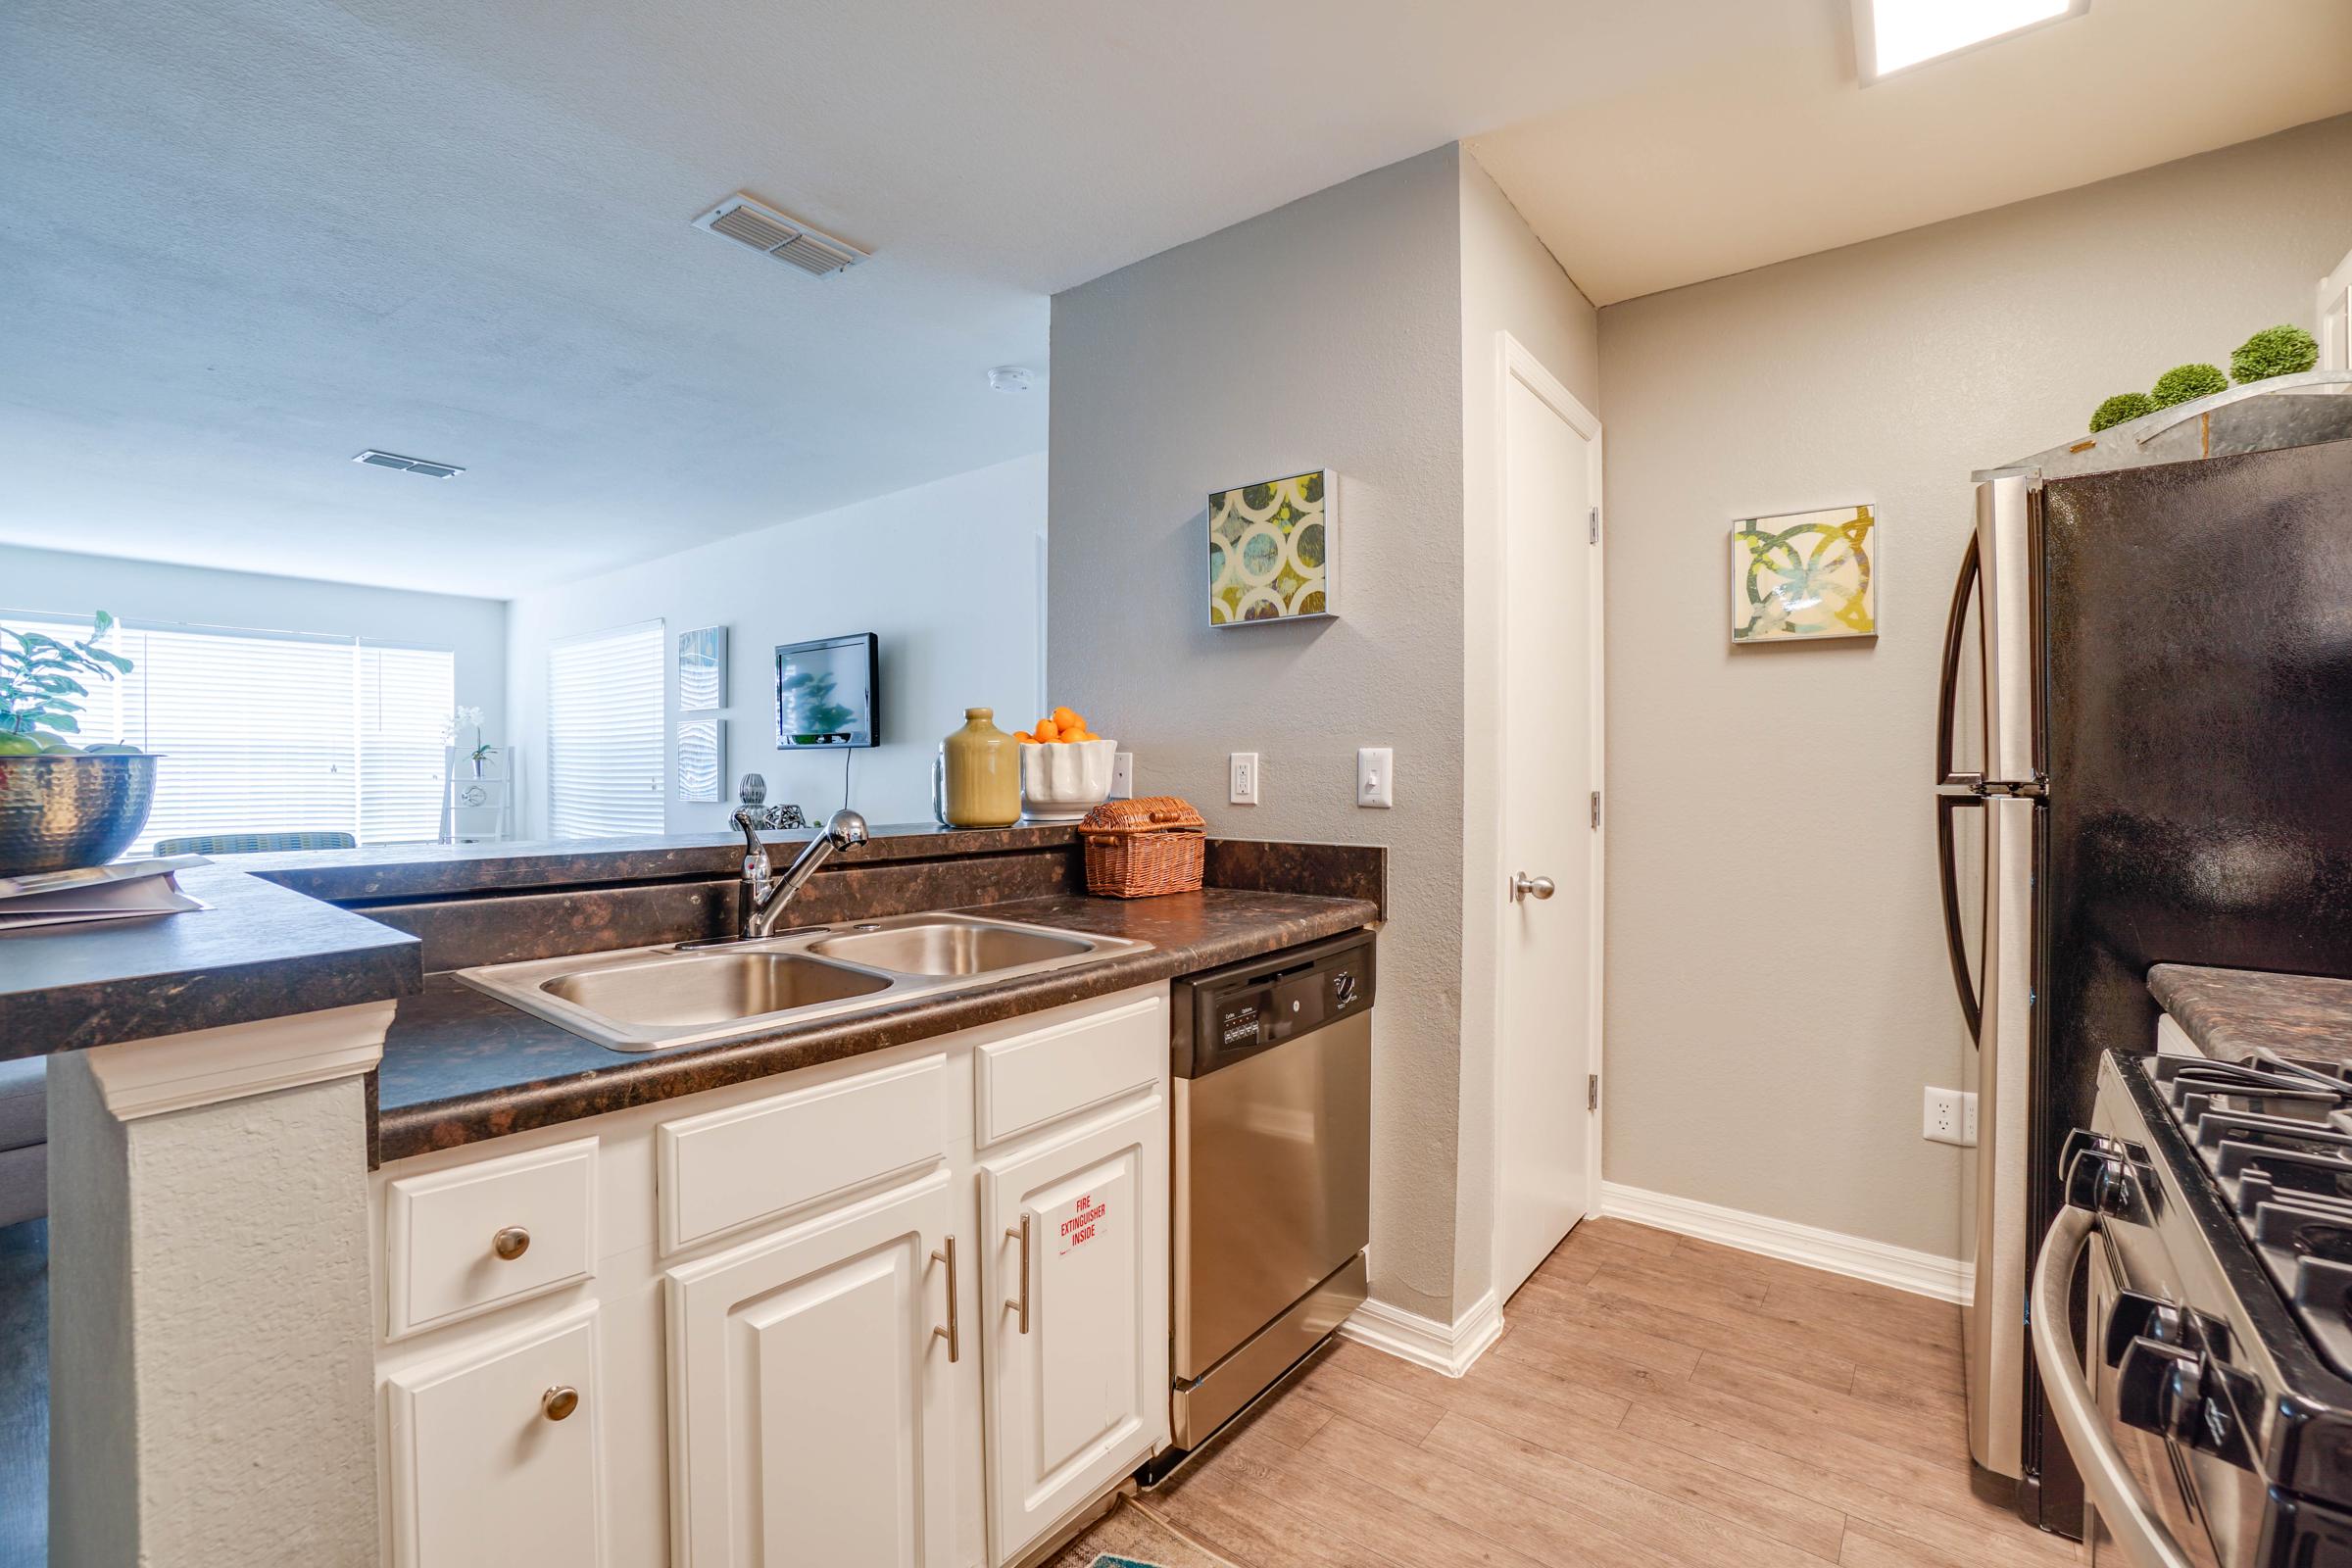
943 708 1021 828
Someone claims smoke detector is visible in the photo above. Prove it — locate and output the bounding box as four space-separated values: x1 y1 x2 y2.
691 194 867 276
353 450 464 478
987 367 1036 394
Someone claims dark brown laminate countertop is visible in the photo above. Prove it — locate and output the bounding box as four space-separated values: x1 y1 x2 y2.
0 866 421 1057
2148 962 2352 1066
377 888 1378 1161
241 822 1077 903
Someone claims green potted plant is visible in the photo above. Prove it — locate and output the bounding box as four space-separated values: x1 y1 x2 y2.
0 612 159 875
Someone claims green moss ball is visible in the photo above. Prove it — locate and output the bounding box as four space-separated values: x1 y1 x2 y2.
2230 324 2320 385
2088 392 2158 433
2150 363 2229 409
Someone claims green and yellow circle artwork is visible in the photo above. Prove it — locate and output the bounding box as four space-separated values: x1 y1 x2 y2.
1732 504 1877 642
1208 469 1332 625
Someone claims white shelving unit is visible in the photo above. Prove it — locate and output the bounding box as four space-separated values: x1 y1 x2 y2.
441 745 518 844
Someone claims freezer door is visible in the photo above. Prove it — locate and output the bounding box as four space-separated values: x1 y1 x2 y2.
1974 471 2040 787
1965 793 2038 1481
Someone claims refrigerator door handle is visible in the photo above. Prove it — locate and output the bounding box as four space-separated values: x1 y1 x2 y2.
1937 531 1984 790
1937 792 1984 1040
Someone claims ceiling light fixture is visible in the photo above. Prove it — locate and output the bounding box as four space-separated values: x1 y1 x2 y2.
353 449 465 478
1853 0 2087 82
987 367 1036 394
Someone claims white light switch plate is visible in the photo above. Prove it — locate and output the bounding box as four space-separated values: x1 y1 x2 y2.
1356 747 1393 808
1109 752 1134 799
1228 752 1258 806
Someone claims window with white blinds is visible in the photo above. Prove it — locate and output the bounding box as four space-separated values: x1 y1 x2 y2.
546 619 664 838
1 612 456 853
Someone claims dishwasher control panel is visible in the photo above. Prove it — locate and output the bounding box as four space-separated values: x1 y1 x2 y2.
1173 929 1377 1078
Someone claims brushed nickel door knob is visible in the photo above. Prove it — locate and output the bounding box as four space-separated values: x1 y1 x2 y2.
1509 872 1556 902
492 1226 531 1261
541 1385 579 1422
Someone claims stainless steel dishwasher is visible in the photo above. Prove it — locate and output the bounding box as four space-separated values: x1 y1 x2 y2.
1152 928 1374 1478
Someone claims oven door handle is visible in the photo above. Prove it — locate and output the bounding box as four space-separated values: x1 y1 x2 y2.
2031 1202 2196 1568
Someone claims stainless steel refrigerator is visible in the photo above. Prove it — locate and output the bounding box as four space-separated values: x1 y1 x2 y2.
1937 369 2352 1537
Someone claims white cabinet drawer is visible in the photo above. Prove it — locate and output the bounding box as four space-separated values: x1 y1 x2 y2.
657 1053 950 1253
975 994 1165 1147
383 1302 607 1568
385 1136 599 1342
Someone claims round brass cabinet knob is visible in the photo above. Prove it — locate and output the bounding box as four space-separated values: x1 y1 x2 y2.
541 1386 580 1422
491 1226 531 1261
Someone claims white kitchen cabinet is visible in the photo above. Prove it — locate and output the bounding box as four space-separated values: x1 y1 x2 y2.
665 1168 962 1568
372 983 1171 1568
382 1302 608 1568
980 1094 1170 1566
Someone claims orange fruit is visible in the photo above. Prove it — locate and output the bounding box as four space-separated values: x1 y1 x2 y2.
1033 721 1058 743
1052 707 1080 731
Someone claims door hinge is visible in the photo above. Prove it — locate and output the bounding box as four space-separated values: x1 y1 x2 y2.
1588 1073 1599 1111
1588 506 1599 544
1590 790 1600 829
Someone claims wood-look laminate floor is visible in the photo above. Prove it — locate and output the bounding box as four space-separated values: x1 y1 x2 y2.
1059 1218 2080 1568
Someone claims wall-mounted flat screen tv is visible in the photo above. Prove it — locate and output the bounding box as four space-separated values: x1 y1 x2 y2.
775 632 879 750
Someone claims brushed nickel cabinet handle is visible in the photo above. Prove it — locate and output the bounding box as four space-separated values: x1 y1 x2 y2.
541 1385 579 1422
492 1226 531 1261
931 1236 961 1363
1005 1215 1032 1335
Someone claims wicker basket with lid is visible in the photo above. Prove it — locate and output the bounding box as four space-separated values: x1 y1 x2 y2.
1079 796 1206 898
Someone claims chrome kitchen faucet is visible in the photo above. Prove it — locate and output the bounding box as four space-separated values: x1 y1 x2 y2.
726 807 868 942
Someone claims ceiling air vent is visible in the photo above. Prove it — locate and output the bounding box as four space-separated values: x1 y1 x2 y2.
692 194 867 276
353 450 465 478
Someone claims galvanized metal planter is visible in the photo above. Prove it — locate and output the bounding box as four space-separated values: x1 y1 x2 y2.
0 753 160 877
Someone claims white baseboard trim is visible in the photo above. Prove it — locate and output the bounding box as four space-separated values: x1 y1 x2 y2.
1339 1289 1503 1378
1599 1181 1972 1305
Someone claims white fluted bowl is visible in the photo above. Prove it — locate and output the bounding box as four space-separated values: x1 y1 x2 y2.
1017 739 1117 823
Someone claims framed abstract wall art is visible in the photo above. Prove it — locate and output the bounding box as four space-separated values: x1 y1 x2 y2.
1208 469 1336 626
676 717 725 804
1730 504 1878 643
677 625 727 711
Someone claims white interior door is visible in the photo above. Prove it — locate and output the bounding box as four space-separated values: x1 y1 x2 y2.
1494 336 1603 1304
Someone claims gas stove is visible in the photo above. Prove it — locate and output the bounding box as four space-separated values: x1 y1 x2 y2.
2051 1051 2352 1566
2150 1053 2352 1386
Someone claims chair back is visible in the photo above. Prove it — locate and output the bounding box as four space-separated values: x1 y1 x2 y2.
152 831 360 856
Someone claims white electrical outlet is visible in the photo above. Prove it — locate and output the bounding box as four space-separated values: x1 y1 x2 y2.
1924 1086 1979 1147
1356 747 1394 808
1228 752 1259 806
1109 752 1134 799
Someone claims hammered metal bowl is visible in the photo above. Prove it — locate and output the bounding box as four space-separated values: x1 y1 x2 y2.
0 753 161 876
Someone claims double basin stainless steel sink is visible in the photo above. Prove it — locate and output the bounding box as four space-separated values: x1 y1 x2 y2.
453 911 1152 1053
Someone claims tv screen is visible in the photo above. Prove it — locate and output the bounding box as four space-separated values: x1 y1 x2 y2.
775 632 879 750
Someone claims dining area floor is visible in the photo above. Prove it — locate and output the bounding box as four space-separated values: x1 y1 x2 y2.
1052 1217 2081 1568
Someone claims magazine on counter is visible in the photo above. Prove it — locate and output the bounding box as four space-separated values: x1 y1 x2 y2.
0 855 210 931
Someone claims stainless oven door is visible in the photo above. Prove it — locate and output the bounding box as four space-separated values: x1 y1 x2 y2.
2081 1225 2223 1568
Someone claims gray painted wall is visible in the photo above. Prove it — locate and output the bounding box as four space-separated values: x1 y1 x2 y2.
1595 113 2352 1255
1049 146 1471 1321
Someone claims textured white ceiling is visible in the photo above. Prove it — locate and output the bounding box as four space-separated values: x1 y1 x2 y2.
1471 0 2352 307
4 0 2344 597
